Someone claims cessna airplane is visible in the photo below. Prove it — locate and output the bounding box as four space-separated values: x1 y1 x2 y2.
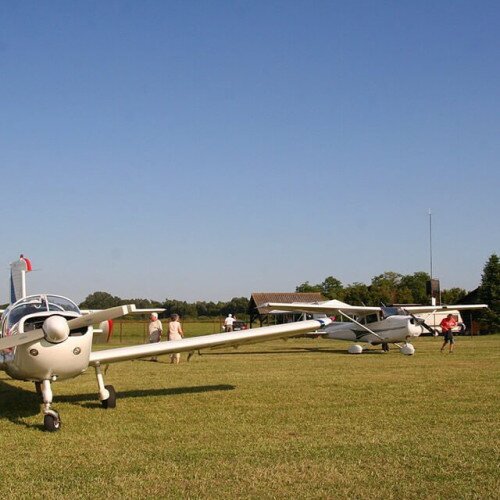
264 299 487 355
0 257 331 432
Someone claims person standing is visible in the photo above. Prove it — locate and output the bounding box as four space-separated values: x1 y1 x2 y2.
224 313 235 332
168 313 184 364
148 312 163 362
440 313 457 353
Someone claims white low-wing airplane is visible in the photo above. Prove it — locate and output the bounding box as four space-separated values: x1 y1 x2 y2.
0 257 331 432
264 299 487 355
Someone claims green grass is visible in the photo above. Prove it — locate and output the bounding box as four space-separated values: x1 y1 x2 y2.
1 334 499 499
102 320 225 344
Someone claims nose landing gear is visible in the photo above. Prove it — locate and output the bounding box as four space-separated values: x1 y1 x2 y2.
44 410 61 431
39 379 61 432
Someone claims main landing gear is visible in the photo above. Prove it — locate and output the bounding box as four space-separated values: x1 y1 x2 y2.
382 342 390 352
94 363 116 409
35 365 116 432
400 343 415 356
38 379 61 432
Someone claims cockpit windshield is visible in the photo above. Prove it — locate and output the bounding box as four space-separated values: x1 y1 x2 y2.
6 294 80 328
381 307 406 319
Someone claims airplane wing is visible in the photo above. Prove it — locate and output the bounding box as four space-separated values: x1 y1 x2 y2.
89 318 332 366
265 301 381 316
401 304 488 314
80 308 164 315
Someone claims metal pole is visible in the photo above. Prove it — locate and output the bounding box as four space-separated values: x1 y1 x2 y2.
429 208 433 281
429 209 436 306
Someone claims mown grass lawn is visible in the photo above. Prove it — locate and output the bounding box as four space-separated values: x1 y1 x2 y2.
1 334 498 499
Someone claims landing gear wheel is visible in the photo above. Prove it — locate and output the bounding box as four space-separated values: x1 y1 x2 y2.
382 342 390 352
44 412 61 432
35 382 42 395
101 385 116 409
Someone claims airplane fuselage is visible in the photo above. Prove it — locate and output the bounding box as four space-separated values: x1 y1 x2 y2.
0 295 93 382
321 315 422 344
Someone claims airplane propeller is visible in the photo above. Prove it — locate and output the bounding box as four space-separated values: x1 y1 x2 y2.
0 305 137 351
406 311 437 336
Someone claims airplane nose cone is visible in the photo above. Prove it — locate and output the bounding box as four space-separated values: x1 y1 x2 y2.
407 320 422 337
43 315 70 343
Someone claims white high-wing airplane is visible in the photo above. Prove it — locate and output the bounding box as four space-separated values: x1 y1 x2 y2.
0 257 331 432
265 299 487 355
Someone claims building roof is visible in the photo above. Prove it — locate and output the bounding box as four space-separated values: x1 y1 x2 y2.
250 292 326 315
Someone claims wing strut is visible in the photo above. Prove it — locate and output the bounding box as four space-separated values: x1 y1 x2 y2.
338 310 402 348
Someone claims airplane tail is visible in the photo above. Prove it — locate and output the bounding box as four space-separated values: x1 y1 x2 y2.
10 255 32 303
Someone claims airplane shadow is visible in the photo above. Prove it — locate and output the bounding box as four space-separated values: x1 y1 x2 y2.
0 380 234 430
201 347 387 356
63 384 236 409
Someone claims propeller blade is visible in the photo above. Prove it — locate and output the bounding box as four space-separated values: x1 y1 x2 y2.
0 305 158 351
406 311 437 335
0 329 44 351
67 305 137 330
420 320 437 335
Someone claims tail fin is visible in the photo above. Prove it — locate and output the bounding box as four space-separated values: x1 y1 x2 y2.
10 255 32 303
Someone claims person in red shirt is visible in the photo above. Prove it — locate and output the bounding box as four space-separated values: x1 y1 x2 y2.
440 314 457 353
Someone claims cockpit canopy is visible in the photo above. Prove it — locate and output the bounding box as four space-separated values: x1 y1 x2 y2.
381 307 406 319
4 294 81 329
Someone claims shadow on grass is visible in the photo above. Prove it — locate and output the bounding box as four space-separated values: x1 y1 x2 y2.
62 384 236 409
0 380 235 429
200 347 387 356
0 380 42 429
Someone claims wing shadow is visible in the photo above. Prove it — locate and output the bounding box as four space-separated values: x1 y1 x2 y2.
200 347 359 356
0 380 235 430
61 384 236 408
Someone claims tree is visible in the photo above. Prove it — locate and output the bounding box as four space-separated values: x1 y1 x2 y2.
478 254 500 331
370 272 402 305
399 272 430 304
226 297 250 316
343 282 371 305
321 276 344 300
79 291 122 309
295 281 323 293
441 287 467 305
162 299 197 318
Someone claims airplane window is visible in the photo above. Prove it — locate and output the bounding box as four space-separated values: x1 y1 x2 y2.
48 303 65 312
8 304 45 328
365 314 379 324
381 307 399 318
47 296 80 313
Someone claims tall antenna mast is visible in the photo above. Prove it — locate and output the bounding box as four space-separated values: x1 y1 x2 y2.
428 209 437 305
429 208 433 280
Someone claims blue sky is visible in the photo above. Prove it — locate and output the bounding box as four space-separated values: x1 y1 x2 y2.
1 1 499 303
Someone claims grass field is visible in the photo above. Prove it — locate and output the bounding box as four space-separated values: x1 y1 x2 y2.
1 333 499 499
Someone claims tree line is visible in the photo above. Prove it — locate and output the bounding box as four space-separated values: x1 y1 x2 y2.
79 292 250 319
78 254 499 329
295 271 467 305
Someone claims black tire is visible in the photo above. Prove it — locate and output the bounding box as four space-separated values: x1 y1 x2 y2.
101 385 116 409
35 382 42 395
44 413 61 432
382 342 389 352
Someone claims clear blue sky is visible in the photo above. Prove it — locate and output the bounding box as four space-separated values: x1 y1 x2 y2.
1 1 499 304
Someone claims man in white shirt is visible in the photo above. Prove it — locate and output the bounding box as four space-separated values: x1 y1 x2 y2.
224 313 235 332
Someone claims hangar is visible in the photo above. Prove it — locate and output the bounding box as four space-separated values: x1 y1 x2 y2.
249 292 325 327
